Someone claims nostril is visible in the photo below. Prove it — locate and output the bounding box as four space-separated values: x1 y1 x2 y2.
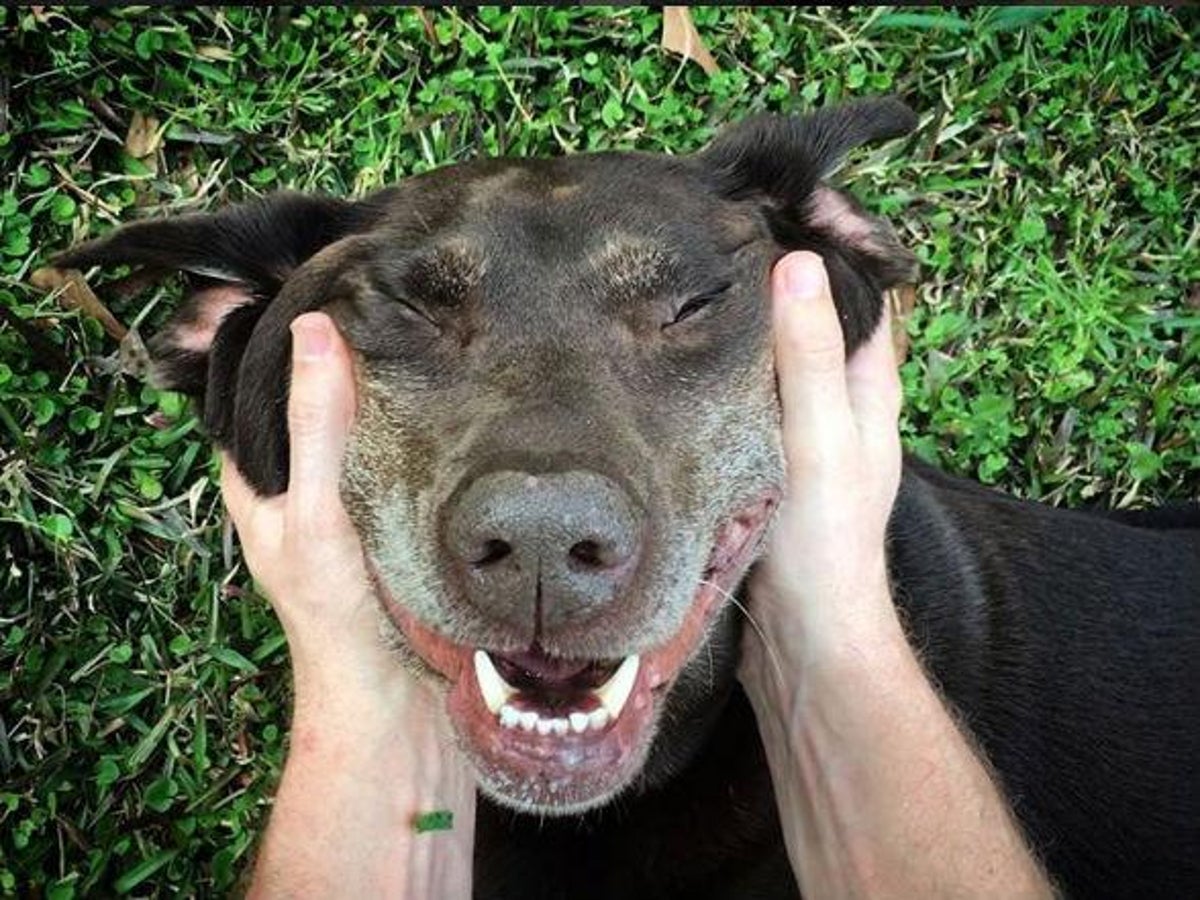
569 539 611 570
473 539 513 568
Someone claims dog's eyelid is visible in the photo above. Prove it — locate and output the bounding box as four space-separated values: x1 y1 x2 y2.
393 295 442 329
685 280 733 304
724 235 761 256
662 281 733 329
351 272 442 332
357 281 440 329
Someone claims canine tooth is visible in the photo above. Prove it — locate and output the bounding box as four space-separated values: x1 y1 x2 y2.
536 717 554 736
551 718 570 736
569 712 591 733
519 711 538 731
588 708 610 731
474 650 516 714
499 704 521 729
594 655 639 720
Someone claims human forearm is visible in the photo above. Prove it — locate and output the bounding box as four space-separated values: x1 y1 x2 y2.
744 580 1053 900
248 676 475 899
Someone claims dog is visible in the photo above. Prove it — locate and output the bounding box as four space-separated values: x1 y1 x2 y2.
59 97 1199 899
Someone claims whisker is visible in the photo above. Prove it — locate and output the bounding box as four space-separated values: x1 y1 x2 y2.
698 578 789 691
705 635 715 693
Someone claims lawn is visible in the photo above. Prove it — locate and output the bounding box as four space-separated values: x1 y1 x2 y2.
1 6 1197 896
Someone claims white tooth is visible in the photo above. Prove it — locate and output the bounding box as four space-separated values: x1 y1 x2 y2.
588 708 610 731
594 655 639 721
569 712 591 733
536 717 553 736
499 704 521 729
551 718 570 736
474 650 516 715
519 710 538 731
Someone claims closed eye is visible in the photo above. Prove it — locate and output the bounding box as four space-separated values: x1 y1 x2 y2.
393 296 440 330
663 282 732 329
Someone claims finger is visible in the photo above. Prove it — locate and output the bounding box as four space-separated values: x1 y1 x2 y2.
286 312 358 523
219 450 259 527
845 305 903 445
771 252 854 469
219 450 283 550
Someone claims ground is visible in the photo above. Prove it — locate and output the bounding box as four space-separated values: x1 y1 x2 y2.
1 7 1197 896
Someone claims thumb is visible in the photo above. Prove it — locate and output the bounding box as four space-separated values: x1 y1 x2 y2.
772 252 854 471
286 312 357 524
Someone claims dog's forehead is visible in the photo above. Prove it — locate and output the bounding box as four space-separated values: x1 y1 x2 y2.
386 155 756 280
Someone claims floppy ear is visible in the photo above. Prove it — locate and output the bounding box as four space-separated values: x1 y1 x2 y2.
698 96 918 351
55 192 368 461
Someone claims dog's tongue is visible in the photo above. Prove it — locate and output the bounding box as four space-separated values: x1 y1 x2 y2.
497 646 586 675
491 646 619 692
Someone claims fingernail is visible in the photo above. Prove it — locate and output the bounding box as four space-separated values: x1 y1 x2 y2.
292 316 330 360
782 253 825 299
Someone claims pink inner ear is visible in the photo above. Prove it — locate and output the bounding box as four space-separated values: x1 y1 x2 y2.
170 285 256 354
807 186 882 254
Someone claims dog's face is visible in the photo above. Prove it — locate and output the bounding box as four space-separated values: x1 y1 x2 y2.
60 98 916 813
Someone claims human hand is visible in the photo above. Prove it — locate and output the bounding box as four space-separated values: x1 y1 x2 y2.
219 312 429 711
737 253 1055 900
228 313 477 898
741 251 905 696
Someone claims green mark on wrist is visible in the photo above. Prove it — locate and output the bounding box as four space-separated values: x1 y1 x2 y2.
412 809 454 833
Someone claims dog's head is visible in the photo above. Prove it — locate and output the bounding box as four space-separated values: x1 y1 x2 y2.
59 97 916 813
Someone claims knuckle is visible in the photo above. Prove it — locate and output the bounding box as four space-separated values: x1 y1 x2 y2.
784 419 855 469
288 397 327 440
780 326 846 374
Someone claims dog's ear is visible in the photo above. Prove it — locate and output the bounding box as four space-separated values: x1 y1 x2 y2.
55 192 366 450
698 97 918 350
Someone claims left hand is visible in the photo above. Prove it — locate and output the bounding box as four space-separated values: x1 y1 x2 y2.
741 250 904 693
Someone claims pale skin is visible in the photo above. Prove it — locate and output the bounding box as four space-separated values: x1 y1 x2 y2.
226 252 1054 899
740 253 1054 899
224 317 475 899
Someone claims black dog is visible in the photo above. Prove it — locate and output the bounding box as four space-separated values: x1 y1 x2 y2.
59 97 1200 899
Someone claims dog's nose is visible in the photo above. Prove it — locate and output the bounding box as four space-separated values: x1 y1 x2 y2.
446 470 641 634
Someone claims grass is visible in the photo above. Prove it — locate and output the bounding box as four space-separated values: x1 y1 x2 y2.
1 6 1197 896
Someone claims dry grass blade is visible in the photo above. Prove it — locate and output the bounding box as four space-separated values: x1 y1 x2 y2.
0 70 9 135
661 7 720 75
30 267 129 341
887 284 918 364
124 110 163 160
413 6 438 44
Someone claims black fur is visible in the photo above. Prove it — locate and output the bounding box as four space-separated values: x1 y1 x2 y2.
53 103 914 495
700 97 919 349
54 191 362 293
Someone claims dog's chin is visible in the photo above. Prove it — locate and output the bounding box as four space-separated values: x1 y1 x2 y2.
373 491 778 815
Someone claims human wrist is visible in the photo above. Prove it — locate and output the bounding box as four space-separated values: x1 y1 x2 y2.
741 568 909 724
254 663 476 899
748 555 897 656
286 666 471 806
275 584 411 705
289 650 429 727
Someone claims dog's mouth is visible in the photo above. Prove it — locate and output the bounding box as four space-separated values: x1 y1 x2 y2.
377 491 777 813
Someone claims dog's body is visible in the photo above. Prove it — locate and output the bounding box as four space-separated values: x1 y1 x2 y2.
59 98 1199 898
471 459 1200 900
